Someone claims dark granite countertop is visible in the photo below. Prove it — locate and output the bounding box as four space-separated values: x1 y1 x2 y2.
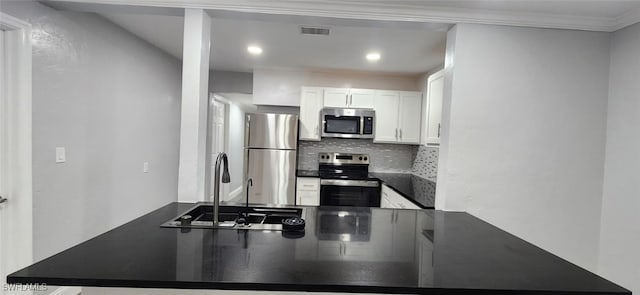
8 202 630 294
297 170 435 209
370 173 436 209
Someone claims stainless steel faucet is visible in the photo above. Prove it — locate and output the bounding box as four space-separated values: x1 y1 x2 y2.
213 152 231 227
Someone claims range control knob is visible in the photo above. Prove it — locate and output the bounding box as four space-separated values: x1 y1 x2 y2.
364 157 368 161
359 156 363 160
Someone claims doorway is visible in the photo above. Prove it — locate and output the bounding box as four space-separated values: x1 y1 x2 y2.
0 13 33 295
209 95 230 200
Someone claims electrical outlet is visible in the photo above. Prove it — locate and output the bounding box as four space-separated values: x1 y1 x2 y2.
143 162 149 173
55 147 66 163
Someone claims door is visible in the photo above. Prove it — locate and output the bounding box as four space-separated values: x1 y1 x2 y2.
319 182 381 207
246 149 296 205
0 28 6 295
348 89 375 108
299 87 323 141
210 100 228 199
424 70 444 144
1 24 33 295
398 91 423 144
372 91 400 143
323 88 349 108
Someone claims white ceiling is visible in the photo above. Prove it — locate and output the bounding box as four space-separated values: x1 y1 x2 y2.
52 0 640 73
52 0 640 32
101 13 448 74
377 0 640 18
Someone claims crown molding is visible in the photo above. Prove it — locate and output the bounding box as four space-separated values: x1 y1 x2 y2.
46 0 640 32
610 6 640 31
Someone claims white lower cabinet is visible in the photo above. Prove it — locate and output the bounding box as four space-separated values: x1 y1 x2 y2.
296 177 320 206
380 184 421 209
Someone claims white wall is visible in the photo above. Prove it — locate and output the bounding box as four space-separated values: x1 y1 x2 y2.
437 24 610 272
598 22 640 294
1 1 182 261
252 68 423 106
209 70 253 94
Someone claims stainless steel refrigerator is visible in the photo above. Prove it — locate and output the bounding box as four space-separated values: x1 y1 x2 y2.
244 113 298 205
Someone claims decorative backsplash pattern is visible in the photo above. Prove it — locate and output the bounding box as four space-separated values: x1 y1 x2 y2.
298 138 417 173
411 145 439 180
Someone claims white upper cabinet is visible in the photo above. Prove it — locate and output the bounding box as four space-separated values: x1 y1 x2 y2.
299 86 423 145
323 88 350 108
322 88 374 108
372 91 400 143
422 69 444 145
398 91 423 144
373 90 422 145
348 89 375 108
299 87 324 141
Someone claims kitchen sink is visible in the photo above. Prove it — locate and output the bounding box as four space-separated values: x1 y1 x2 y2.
161 203 305 231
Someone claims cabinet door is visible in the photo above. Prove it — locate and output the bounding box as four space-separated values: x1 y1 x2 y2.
381 185 398 208
424 70 444 144
398 91 423 144
297 191 320 206
299 87 323 141
323 88 350 108
348 89 375 108
296 177 320 206
372 91 400 143
383 184 420 210
380 192 394 209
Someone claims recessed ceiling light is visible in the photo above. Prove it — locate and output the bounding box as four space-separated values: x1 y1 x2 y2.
366 52 381 62
247 45 263 55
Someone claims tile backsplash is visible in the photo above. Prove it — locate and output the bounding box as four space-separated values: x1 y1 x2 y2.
411 145 439 180
298 138 417 173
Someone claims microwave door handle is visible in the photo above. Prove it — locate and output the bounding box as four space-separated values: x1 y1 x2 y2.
360 116 364 135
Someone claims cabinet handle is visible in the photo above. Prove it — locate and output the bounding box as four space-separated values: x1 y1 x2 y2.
346 94 349 106
399 129 403 140
395 128 398 139
438 123 441 138
349 94 353 106
0 196 7 204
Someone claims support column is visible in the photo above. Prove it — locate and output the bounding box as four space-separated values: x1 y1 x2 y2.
178 9 211 202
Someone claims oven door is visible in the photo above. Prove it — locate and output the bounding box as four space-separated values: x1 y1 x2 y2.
322 114 362 138
320 179 381 207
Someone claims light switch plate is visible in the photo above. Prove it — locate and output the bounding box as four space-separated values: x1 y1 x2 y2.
55 147 66 163
143 162 149 173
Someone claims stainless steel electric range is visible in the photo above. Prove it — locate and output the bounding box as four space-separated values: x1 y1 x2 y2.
318 152 381 207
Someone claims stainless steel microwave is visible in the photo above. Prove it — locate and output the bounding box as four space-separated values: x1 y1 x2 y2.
321 108 375 139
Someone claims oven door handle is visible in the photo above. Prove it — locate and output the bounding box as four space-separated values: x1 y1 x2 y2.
320 179 380 187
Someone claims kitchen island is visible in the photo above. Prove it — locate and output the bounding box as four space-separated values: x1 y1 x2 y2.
7 203 629 295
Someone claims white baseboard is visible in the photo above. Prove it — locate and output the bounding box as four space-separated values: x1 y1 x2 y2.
49 286 82 295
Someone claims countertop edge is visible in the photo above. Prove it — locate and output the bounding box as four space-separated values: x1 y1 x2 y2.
381 182 433 209
6 276 630 295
